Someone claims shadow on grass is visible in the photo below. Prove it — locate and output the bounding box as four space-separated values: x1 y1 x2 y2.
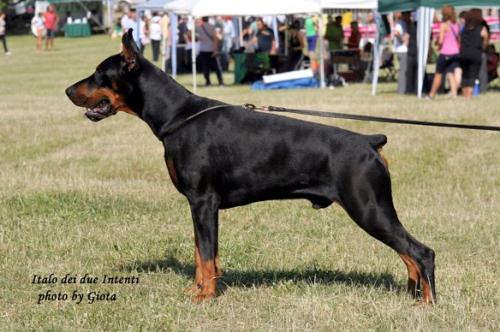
120 255 402 293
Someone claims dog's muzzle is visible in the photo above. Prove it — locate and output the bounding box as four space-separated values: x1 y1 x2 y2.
84 99 116 122
66 86 116 122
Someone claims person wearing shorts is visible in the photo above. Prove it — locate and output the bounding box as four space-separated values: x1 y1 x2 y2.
428 5 460 98
305 15 318 57
43 5 58 50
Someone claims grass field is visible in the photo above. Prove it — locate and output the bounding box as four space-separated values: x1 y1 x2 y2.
1 35 499 331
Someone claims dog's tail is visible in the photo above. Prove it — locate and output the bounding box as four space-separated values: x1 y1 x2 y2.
367 134 389 169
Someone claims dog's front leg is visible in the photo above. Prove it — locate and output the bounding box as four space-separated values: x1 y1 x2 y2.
188 193 221 303
185 232 203 295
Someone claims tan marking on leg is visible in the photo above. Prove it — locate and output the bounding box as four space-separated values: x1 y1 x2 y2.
215 255 222 277
399 254 434 304
193 259 218 303
399 254 420 297
185 235 203 295
421 275 434 304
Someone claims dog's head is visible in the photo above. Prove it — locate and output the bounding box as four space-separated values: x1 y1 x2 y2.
65 29 142 122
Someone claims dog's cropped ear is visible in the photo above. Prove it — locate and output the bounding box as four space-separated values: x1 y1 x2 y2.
121 29 140 71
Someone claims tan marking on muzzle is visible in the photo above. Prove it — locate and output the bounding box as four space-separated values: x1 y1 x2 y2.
71 81 136 116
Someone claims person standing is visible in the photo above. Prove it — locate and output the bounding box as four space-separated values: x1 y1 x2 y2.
404 12 418 95
221 16 235 71
0 11 10 55
255 18 276 54
122 9 140 50
196 17 224 86
31 12 45 51
287 20 305 71
140 14 150 55
120 9 130 35
304 15 318 57
393 12 409 94
347 21 361 49
324 15 344 51
428 5 460 98
150 12 162 62
241 23 256 53
459 9 488 99
43 4 58 50
177 16 190 71
325 15 344 79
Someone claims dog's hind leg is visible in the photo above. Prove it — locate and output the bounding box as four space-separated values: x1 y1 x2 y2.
339 160 436 304
188 192 221 303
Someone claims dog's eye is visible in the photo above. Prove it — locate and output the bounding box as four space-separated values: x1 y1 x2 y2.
94 71 110 87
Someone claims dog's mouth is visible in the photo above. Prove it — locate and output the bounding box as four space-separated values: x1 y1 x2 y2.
85 99 116 122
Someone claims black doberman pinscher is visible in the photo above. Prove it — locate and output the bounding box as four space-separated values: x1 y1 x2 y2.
66 30 436 304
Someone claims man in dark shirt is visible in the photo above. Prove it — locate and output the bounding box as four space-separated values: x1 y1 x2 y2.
255 18 276 54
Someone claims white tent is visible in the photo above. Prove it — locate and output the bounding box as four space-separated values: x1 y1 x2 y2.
166 0 322 17
165 0 322 92
320 0 377 10
371 7 434 98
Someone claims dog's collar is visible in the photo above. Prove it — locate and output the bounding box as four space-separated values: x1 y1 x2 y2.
157 104 234 140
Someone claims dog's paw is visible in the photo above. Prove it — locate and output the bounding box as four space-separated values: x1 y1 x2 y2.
184 283 201 295
192 291 216 304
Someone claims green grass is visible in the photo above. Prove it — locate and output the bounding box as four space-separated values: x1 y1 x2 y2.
1 35 499 331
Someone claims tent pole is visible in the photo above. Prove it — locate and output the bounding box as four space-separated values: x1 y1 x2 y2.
319 13 325 88
170 13 178 77
371 10 382 96
106 0 112 32
238 17 243 48
417 7 434 98
417 7 424 98
272 16 279 50
191 15 197 93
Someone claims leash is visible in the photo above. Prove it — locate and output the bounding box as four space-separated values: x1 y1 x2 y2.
158 103 500 139
243 104 500 132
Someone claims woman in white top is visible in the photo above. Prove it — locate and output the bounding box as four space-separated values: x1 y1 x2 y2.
31 13 45 51
393 12 410 95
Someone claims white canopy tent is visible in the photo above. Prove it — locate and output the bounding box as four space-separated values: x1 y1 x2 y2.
167 0 321 17
165 0 322 92
320 0 377 10
371 7 434 98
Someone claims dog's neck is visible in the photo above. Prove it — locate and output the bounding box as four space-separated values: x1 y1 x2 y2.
133 59 222 140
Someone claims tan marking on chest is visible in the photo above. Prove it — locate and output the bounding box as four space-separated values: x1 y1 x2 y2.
377 147 389 169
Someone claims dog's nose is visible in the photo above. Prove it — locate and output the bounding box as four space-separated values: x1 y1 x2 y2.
65 86 74 98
